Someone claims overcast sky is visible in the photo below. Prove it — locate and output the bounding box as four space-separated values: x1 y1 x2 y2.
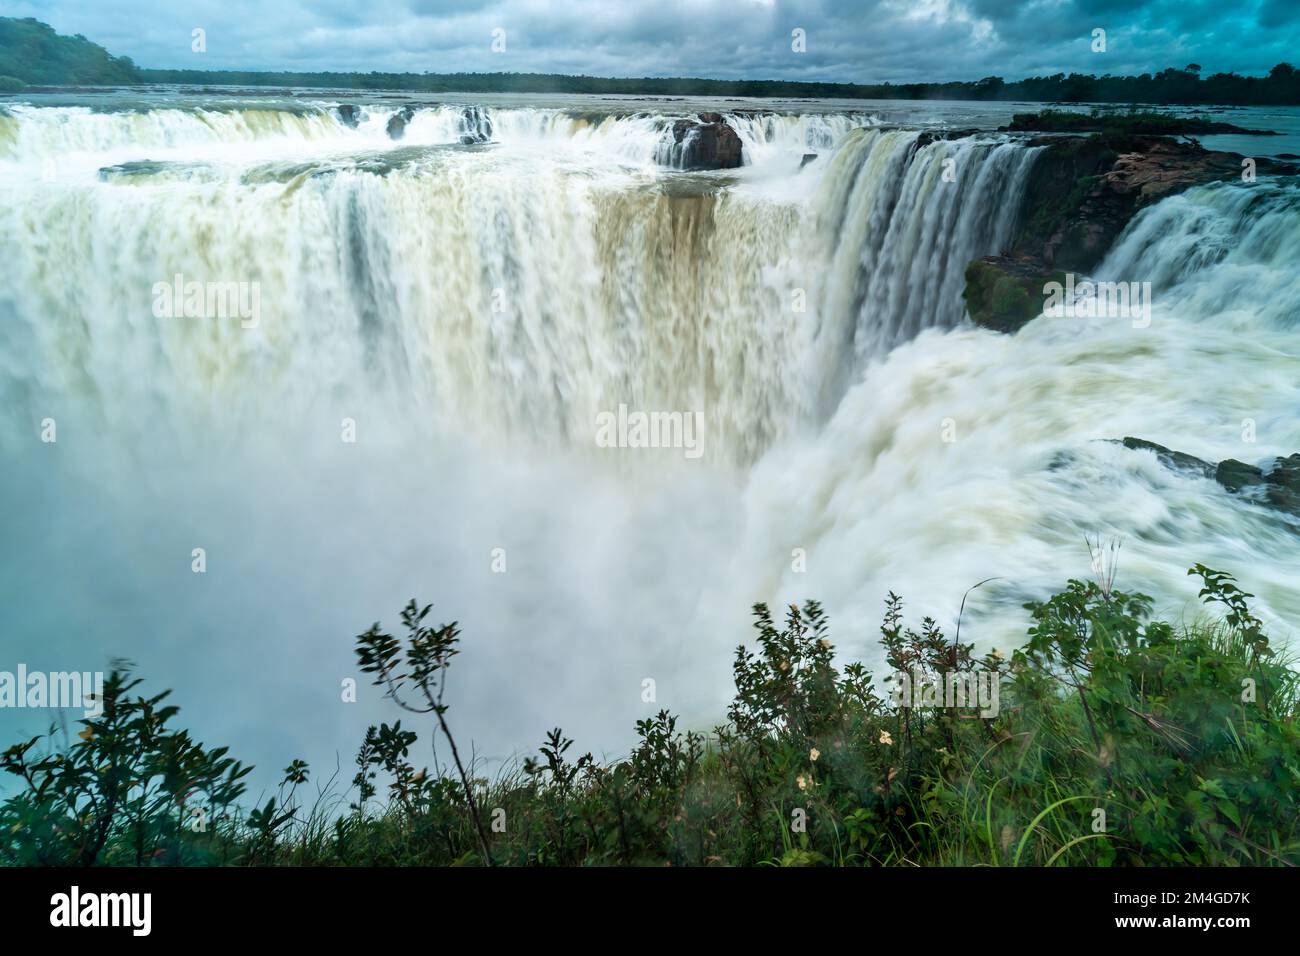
11 0 1299 83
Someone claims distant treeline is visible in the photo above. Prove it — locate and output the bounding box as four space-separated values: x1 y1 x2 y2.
136 64 1300 105
4 15 1300 106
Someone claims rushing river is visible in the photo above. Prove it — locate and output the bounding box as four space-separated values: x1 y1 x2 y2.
1 89 1297 786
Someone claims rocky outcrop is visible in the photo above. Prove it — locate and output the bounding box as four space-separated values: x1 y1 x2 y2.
337 104 362 129
386 105 417 140
1019 134 1258 271
964 132 1297 334
1119 437 1300 520
964 255 1066 333
1120 438 1216 478
1217 455 1300 514
657 112 743 170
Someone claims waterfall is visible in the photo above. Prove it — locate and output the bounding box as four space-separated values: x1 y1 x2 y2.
0 103 1035 463
1096 179 1300 330
805 128 1042 415
6 97 1293 776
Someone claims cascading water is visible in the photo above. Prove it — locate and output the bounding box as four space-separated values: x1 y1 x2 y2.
1 96 1296 783
729 177 1300 660
804 128 1042 415
0 105 1034 460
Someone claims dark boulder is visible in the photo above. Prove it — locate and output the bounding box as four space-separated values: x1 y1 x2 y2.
1216 458 1267 493
386 105 417 140
1219 454 1300 513
1268 455 1300 513
1122 438 1216 478
337 104 362 129
657 114 743 170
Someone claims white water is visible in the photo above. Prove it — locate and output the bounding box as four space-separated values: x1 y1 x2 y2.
0 102 878 177
1 98 1296 783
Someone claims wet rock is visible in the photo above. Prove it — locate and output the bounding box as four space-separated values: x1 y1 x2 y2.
1017 135 1295 273
1122 438 1216 478
1218 455 1300 514
1120 439 1300 521
657 114 743 170
337 104 361 129
386 105 417 140
914 128 979 149
963 255 1066 334
962 133 1298 333
800 153 818 168
1216 458 1267 493
1267 455 1300 513
1019 135 1246 272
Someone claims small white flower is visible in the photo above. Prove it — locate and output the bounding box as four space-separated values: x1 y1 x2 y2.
879 730 893 746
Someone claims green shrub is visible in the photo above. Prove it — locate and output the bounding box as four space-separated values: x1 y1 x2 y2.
0 669 253 865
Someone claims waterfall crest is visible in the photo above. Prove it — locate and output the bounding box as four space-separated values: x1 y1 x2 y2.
0 104 1039 463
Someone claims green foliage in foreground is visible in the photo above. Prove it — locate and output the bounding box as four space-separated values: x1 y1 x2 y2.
3 566 1297 867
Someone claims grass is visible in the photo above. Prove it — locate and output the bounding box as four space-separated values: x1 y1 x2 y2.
3 563 1297 867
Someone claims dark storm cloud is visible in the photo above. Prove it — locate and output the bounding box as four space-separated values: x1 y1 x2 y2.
10 0 1297 82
